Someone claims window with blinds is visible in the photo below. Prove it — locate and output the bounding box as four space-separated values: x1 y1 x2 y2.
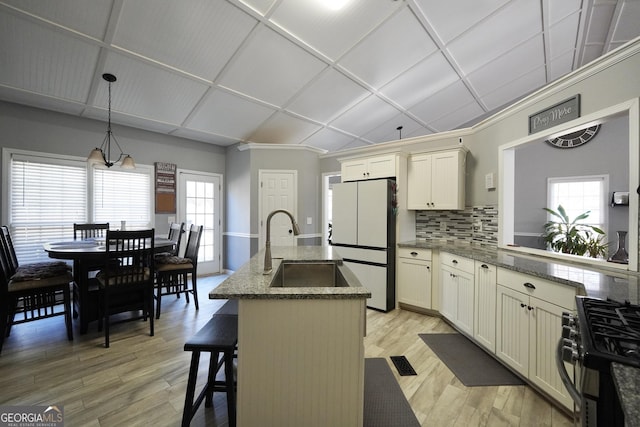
9 154 87 264
92 167 152 230
7 150 154 264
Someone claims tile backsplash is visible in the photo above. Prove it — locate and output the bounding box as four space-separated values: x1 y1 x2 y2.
415 205 498 246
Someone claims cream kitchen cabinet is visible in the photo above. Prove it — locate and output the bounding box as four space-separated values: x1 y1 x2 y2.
407 149 466 210
473 261 497 353
439 252 474 336
397 247 432 309
341 154 397 182
495 269 576 410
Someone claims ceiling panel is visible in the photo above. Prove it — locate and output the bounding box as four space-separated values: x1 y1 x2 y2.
414 0 509 44
237 0 277 16
330 95 400 136
218 25 326 107
548 12 581 59
467 36 544 97
380 53 460 109
446 0 542 74
0 0 638 153
2 0 113 40
249 112 322 144
409 81 476 124
363 113 426 144
612 1 640 42
301 128 355 152
0 12 99 102
338 8 438 88
286 68 369 123
98 52 210 125
114 1 256 81
549 50 575 81
270 0 400 60
186 89 276 139
546 0 582 26
429 101 485 132
479 67 546 111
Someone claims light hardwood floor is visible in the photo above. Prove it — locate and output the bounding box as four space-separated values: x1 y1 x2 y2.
0 275 574 426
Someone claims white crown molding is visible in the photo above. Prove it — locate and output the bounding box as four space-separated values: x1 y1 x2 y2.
237 142 327 154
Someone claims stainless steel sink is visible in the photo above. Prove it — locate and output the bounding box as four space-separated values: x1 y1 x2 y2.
270 261 349 287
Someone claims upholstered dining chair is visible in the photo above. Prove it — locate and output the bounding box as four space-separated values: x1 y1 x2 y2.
154 224 203 319
96 229 155 348
0 226 73 354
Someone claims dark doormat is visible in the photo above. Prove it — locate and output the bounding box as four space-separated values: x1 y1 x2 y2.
364 358 420 427
419 333 525 387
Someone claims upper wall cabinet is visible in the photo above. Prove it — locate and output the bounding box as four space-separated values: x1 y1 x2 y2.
407 148 467 210
341 154 397 182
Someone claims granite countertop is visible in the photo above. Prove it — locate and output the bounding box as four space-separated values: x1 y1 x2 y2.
611 363 640 427
209 246 371 300
399 240 640 304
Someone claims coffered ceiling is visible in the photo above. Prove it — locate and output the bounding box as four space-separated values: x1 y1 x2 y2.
0 0 638 153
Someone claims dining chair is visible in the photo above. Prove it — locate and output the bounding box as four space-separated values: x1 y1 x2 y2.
155 222 184 259
0 226 73 354
154 225 203 319
72 223 110 319
96 229 155 348
74 223 109 240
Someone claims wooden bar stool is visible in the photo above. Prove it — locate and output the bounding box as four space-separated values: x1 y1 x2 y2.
182 313 238 427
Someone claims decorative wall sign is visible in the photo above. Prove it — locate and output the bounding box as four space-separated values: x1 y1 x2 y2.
155 162 176 214
528 95 580 134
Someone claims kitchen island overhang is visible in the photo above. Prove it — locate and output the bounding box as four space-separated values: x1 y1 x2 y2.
209 245 371 427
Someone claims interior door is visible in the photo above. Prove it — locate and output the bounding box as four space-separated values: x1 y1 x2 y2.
259 170 297 249
178 171 222 275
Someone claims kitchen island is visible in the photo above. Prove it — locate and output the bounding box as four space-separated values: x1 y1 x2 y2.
210 246 371 427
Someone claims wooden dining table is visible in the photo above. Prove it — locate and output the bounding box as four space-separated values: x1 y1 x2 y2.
44 237 175 334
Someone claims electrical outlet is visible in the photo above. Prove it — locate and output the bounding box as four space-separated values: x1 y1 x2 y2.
440 221 447 232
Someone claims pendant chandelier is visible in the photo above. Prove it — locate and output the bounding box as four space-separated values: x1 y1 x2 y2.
87 73 135 169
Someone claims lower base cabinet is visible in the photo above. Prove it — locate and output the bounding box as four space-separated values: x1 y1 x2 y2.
474 262 497 353
397 248 432 309
496 269 575 410
439 253 474 336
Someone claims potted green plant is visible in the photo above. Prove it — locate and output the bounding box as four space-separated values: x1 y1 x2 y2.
542 205 608 258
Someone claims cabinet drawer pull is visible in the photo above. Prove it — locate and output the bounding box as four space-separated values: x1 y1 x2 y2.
523 282 536 290
520 303 526 308
426 266 430 270
481 264 489 269
528 306 534 311
452 259 458 264
410 251 418 256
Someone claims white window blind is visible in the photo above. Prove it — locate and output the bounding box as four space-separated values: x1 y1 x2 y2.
10 154 87 264
93 167 152 229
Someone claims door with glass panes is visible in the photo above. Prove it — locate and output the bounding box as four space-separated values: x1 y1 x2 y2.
178 171 222 275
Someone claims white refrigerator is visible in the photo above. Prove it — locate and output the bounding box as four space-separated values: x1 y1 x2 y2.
331 179 396 311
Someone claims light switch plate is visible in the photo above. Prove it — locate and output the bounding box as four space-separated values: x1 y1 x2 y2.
485 173 495 190
306 217 312 225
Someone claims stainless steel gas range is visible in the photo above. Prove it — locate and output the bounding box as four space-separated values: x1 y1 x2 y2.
558 296 639 426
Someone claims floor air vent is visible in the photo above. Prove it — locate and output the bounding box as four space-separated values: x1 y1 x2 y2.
390 356 417 376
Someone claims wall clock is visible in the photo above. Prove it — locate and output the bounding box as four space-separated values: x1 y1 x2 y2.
545 124 601 148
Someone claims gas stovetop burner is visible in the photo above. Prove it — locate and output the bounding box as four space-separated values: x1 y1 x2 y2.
578 297 640 369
